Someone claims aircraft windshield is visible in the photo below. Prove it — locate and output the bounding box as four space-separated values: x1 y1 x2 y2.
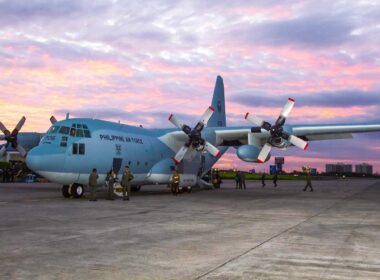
48 126 60 134
71 123 91 138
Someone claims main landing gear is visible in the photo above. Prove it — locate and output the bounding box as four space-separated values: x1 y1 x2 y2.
62 183 84 198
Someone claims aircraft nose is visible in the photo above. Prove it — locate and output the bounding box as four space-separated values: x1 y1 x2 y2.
26 147 43 172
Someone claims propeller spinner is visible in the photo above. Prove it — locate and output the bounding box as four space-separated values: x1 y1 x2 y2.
245 98 309 163
168 106 221 164
0 116 27 158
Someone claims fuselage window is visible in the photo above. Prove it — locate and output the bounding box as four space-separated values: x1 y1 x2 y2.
72 143 78 154
79 143 85 155
76 129 84 138
60 136 68 147
83 130 91 138
59 126 70 135
77 124 82 129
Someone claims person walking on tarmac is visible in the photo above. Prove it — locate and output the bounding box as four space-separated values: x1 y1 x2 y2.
261 173 266 187
88 168 98 201
121 165 134 200
273 172 278 187
106 169 116 200
303 166 314 192
234 171 240 189
240 172 247 189
170 169 180 196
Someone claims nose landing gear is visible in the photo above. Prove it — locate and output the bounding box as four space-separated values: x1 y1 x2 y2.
62 183 84 198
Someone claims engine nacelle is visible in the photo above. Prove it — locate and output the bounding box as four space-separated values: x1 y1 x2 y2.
236 145 271 162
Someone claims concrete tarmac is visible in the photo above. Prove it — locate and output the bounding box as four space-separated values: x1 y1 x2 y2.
1 179 380 280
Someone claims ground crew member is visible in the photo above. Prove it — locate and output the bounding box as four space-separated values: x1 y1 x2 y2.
106 169 116 200
170 169 180 196
88 168 98 201
240 172 246 189
211 169 222 188
273 173 278 187
121 165 134 200
303 167 314 192
234 171 240 189
261 173 266 187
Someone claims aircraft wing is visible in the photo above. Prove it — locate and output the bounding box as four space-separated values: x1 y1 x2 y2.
213 124 380 146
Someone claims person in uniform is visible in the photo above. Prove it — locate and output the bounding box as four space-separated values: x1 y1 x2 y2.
121 165 134 200
240 172 246 189
88 168 98 201
234 171 240 189
303 166 314 192
261 173 266 187
211 168 222 189
170 169 180 196
273 172 278 187
106 169 116 200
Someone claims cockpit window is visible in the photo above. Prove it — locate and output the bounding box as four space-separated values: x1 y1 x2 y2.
59 126 70 135
83 130 91 138
76 129 84 137
48 126 60 134
70 128 76 137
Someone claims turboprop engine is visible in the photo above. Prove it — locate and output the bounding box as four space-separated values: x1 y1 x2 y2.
236 145 270 162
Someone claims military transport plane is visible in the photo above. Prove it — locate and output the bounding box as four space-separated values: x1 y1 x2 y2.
2 76 380 198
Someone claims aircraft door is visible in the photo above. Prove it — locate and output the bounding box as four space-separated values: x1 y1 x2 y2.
112 158 123 176
63 140 80 182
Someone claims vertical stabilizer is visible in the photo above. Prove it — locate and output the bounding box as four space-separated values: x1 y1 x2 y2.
207 75 226 127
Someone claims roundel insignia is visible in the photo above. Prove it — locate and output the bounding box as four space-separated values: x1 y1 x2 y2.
217 101 222 112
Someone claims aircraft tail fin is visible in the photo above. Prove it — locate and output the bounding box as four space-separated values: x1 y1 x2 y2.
208 75 226 128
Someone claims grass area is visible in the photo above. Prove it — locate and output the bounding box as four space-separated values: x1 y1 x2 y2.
220 171 308 181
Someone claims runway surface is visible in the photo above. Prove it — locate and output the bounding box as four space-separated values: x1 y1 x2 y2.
1 179 380 279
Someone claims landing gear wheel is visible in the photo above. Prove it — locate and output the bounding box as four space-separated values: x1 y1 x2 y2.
62 185 70 198
71 184 84 198
132 185 141 192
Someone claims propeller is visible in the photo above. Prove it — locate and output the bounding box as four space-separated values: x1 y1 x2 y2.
0 117 28 157
168 106 221 164
245 98 309 163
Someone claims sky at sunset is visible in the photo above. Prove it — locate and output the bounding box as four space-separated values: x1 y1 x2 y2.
1 0 380 172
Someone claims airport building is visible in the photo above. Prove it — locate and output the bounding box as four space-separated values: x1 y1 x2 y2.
355 163 373 175
325 163 353 174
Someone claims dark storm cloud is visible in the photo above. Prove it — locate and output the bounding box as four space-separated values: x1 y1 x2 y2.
236 14 354 48
231 89 380 108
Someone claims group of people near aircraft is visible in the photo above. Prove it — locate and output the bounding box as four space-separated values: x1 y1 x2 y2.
88 165 134 201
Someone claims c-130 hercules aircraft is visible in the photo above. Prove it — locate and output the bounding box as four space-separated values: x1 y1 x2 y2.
1 76 380 198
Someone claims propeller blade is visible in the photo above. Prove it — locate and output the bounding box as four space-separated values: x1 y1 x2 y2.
257 143 272 163
198 106 214 126
11 116 26 137
0 122 10 136
50 116 57 124
204 141 221 157
0 145 6 157
173 145 189 164
245 113 264 127
16 144 27 157
168 114 184 130
288 135 309 150
279 98 295 119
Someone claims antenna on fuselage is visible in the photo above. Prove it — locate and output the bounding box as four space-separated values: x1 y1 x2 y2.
66 113 70 120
